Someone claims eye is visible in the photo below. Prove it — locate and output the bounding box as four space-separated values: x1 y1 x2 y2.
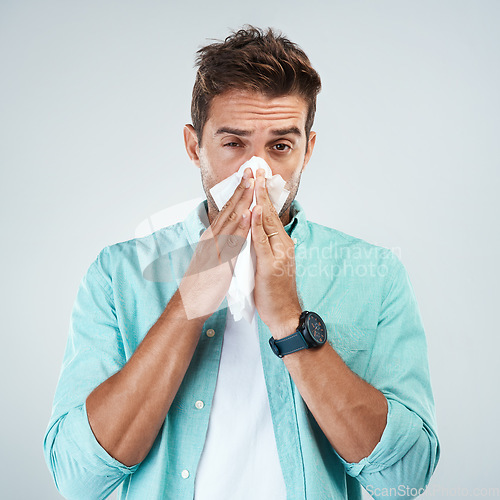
223 142 240 148
272 143 291 152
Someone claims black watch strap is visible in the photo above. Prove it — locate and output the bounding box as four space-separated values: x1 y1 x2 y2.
269 331 308 358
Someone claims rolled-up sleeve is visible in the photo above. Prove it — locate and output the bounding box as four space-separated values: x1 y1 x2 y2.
336 253 440 497
43 248 139 499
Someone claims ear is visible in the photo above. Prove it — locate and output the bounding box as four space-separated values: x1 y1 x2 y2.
301 131 317 173
183 124 201 168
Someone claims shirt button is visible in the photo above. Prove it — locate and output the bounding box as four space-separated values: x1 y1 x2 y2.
181 469 190 479
292 237 298 245
206 328 215 338
195 400 204 410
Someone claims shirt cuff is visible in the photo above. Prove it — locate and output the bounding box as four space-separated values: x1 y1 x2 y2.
335 396 423 477
62 401 141 476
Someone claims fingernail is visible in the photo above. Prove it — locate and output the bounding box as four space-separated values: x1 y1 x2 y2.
245 178 252 188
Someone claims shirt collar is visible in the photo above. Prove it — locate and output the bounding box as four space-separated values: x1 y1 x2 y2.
183 199 309 247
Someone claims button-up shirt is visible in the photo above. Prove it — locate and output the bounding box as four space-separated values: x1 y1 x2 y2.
43 199 440 499
194 310 287 499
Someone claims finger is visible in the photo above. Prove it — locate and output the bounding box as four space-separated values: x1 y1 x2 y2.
251 205 274 263
219 177 255 235
254 169 286 254
193 206 251 277
212 168 253 232
198 173 248 267
217 174 255 263
218 207 251 265
254 168 283 228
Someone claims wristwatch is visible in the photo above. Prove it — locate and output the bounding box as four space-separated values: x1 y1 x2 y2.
269 311 327 358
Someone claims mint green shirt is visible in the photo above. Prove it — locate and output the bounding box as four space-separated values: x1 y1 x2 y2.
43 199 439 499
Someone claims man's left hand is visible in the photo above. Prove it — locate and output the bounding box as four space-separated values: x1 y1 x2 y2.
251 168 302 339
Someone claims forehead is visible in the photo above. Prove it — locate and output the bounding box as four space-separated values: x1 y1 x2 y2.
205 89 308 131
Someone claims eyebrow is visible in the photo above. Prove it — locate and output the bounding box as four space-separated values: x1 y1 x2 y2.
214 126 302 138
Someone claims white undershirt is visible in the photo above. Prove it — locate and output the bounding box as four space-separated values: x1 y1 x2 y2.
194 311 287 499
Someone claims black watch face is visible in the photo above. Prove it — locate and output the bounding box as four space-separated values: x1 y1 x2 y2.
305 313 327 345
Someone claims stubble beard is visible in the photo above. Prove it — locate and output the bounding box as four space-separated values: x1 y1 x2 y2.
279 174 301 221
199 161 219 224
199 160 303 226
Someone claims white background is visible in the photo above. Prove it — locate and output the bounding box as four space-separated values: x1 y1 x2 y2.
1 1 498 498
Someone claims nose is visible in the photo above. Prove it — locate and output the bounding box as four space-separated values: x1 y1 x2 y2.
253 144 271 162
242 149 272 173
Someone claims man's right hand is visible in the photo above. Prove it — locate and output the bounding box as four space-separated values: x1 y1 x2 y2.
85 167 255 469
178 167 255 322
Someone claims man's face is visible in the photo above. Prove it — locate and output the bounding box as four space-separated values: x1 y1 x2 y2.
184 89 316 225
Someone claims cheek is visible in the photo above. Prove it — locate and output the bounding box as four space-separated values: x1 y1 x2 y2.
200 148 242 184
272 163 302 183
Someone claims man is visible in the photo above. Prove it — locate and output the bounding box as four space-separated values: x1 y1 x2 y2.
43 26 440 499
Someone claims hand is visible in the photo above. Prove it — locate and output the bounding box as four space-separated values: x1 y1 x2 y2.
251 168 302 337
178 168 255 322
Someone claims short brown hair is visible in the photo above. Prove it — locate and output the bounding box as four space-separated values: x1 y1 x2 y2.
191 25 322 148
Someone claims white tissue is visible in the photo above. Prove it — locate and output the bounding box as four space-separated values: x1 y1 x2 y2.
209 156 290 322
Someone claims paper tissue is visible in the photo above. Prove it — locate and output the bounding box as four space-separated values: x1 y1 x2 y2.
209 156 290 323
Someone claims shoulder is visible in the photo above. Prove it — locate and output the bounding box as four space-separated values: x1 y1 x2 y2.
90 221 190 282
